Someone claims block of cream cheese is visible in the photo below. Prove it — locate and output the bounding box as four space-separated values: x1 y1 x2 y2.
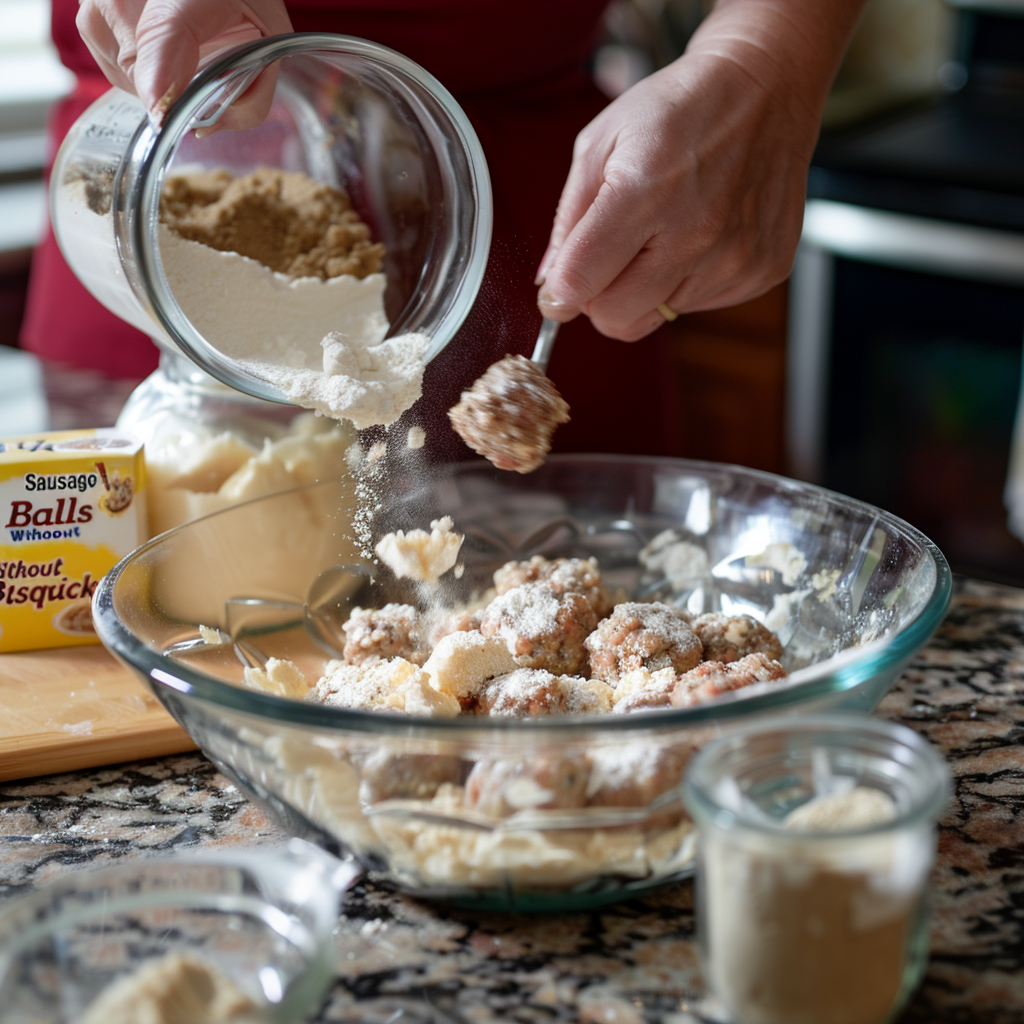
0 428 146 652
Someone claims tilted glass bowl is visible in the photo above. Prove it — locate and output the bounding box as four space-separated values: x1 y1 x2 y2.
51 33 491 398
94 456 952 911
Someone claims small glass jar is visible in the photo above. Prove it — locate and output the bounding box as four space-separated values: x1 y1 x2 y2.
116 349 357 536
682 713 951 1024
50 33 492 404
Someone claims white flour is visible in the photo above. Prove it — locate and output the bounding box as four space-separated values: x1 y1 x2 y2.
374 516 463 584
158 226 427 429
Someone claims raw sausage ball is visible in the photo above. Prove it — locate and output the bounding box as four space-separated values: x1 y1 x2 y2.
690 612 784 664
494 555 614 618
448 354 570 474
426 606 485 647
585 601 702 684
586 743 693 809
672 652 787 707
464 753 590 817
342 603 425 665
611 653 786 711
480 581 597 676
354 749 464 803
475 668 614 717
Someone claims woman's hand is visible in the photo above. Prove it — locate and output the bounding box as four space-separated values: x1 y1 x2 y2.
536 0 867 341
76 0 293 127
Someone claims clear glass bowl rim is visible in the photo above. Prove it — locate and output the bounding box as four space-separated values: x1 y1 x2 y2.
681 711 953 839
132 31 493 402
94 454 953 738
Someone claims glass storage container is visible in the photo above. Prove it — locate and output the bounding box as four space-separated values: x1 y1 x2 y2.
50 33 492 404
683 713 951 1024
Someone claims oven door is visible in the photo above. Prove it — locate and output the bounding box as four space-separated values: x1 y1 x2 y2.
788 199 1024 583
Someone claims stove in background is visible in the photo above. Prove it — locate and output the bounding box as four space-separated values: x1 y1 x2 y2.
788 1 1024 586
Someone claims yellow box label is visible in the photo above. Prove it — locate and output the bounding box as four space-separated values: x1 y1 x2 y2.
0 429 147 653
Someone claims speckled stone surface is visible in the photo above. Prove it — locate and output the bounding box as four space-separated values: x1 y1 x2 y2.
1 576 1021 1023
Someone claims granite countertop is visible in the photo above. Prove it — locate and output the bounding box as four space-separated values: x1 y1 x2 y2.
1 576 1022 1023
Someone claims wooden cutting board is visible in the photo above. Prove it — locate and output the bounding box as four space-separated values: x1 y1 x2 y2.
0 645 196 782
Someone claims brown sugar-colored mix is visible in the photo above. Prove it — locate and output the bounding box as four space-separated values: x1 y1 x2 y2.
160 167 385 280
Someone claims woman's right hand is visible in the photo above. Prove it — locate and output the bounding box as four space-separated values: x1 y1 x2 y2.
535 0 867 342
76 0 294 128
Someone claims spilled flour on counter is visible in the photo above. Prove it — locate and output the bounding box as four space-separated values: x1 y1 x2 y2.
61 720 93 736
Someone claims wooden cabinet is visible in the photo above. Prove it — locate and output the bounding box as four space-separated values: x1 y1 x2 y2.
663 281 788 475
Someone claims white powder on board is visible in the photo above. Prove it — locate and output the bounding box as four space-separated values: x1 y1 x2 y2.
61 720 93 736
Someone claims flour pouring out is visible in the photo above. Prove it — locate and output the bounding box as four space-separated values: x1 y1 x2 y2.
157 168 428 430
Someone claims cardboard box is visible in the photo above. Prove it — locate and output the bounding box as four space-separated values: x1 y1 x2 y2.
0 429 146 652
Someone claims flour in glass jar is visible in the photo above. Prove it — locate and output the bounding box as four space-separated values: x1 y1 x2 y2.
158 167 430 430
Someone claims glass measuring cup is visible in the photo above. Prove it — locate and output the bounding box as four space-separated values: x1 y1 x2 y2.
50 33 493 406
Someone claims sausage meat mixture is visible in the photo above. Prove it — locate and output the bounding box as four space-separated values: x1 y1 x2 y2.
242 554 789 891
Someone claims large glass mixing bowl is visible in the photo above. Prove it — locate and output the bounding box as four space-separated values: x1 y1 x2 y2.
94 457 952 911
